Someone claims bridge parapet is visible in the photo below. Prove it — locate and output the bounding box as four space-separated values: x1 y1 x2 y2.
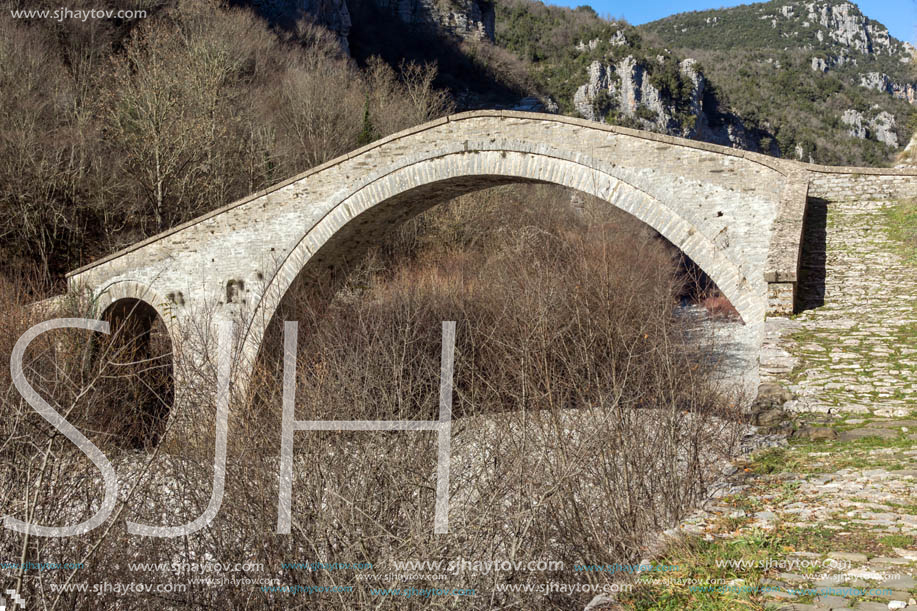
763 162 917 316
806 166 917 202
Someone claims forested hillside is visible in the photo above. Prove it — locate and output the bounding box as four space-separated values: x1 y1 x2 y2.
642 0 917 165
4 0 915 284
0 0 451 280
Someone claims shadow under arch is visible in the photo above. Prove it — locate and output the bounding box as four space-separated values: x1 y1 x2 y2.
237 147 761 380
94 294 175 449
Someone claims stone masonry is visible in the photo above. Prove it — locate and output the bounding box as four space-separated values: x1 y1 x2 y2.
647 179 917 611
761 198 917 417
62 110 917 414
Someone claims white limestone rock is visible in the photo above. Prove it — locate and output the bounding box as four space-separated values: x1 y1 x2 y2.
841 108 899 148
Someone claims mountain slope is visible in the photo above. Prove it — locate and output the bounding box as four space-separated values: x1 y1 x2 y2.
642 0 916 165
243 0 916 165
493 0 780 154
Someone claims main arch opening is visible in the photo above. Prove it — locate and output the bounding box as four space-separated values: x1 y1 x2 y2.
246 179 746 420
237 145 761 366
232 181 747 603
241 177 753 424
95 298 174 449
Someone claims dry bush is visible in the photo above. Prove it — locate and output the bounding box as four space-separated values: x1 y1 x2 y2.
0 270 181 606
232 184 745 608
0 18 86 280
0 186 746 610
897 132 917 166
698 295 741 320
458 39 539 98
0 0 454 279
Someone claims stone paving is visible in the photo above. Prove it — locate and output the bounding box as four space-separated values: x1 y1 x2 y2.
626 197 917 610
670 444 917 610
761 198 917 417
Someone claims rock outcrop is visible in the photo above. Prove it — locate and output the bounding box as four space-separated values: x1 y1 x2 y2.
573 56 779 154
859 72 917 104
370 0 494 42
249 0 354 52
809 51 856 73
870 111 900 148
248 0 494 55
772 2 917 108
806 1 893 55
841 108 899 147
651 0 909 58
800 4 916 106
841 108 868 139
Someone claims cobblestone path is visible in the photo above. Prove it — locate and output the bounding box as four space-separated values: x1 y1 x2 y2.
623 197 917 611
762 198 917 417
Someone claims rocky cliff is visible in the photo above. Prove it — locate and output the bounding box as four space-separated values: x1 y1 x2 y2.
841 108 898 147
858 71 916 105
803 1 895 55
572 54 779 154
642 0 916 165
247 0 494 54
370 0 494 42
254 0 914 166
247 0 354 51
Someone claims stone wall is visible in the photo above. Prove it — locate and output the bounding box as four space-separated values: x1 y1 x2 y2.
66 111 794 399
769 164 917 314
807 170 917 201
764 173 810 316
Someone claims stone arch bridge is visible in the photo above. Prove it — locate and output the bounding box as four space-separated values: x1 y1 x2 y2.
64 110 917 410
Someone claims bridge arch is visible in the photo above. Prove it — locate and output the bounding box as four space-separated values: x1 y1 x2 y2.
66 111 803 412
93 281 175 447
238 144 761 369
92 280 176 332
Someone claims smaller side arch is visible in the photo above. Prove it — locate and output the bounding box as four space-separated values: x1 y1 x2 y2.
91 282 176 448
91 280 177 336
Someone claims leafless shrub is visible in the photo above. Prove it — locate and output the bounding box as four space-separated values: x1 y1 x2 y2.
0 0 454 279
0 189 745 609
234 184 746 608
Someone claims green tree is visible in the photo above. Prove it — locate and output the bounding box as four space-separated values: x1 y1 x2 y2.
357 97 377 146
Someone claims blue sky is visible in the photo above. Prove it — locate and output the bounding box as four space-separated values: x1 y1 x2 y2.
547 0 916 44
